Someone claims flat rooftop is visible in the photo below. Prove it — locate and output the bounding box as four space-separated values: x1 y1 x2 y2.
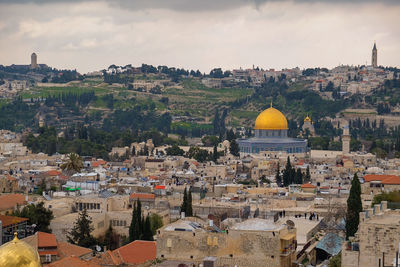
231 218 282 231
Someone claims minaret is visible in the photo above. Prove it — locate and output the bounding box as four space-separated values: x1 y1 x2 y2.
372 42 377 68
342 124 350 154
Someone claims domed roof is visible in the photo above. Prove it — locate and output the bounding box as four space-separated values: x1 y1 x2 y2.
0 233 41 267
254 105 288 130
304 115 312 122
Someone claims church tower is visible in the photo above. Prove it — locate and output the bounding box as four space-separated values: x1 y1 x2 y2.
372 42 377 68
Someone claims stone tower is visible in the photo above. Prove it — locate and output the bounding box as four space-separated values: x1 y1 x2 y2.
342 124 350 154
31 53 38 69
372 42 377 68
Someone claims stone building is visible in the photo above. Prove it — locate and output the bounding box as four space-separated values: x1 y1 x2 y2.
156 217 297 267
342 201 400 267
302 115 315 136
372 42 378 68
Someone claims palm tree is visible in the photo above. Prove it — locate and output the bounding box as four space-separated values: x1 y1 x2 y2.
61 153 83 174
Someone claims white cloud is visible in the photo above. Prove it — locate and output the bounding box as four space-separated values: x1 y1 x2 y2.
0 1 399 73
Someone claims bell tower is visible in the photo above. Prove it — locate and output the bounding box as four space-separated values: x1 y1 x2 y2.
372 42 377 68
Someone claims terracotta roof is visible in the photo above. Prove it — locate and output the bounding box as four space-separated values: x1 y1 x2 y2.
0 215 28 227
130 193 155 200
149 175 158 180
114 240 156 264
0 194 27 211
46 170 62 176
57 242 92 259
38 231 57 248
155 185 165 190
89 250 123 266
301 184 317 189
91 160 107 167
7 176 17 181
381 176 400 185
48 256 99 267
363 174 400 183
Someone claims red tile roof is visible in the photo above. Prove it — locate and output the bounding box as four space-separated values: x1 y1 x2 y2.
381 176 400 185
301 184 317 189
46 170 62 176
57 242 92 259
0 215 28 227
7 176 17 181
48 256 99 267
155 185 165 190
363 174 400 183
38 231 57 248
114 240 156 264
0 194 27 211
130 193 155 200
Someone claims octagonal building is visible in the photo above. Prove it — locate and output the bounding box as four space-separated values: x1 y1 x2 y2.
238 104 308 154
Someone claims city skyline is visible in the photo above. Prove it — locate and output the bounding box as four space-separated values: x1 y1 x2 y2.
0 0 399 73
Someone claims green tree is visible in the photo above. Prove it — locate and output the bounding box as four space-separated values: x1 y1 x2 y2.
275 163 282 186
212 144 218 163
295 168 303 184
346 173 362 239
67 209 97 247
229 139 240 157
103 225 119 250
328 253 341 267
142 216 154 241
12 202 54 233
187 188 193 217
129 200 142 242
149 213 164 235
181 188 188 215
304 165 311 183
61 153 83 174
165 144 184 156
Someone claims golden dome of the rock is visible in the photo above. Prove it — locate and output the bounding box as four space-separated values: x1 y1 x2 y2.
0 233 41 267
254 106 288 130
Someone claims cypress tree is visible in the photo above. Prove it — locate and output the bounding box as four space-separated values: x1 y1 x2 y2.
346 173 362 239
143 216 154 241
283 156 291 187
295 168 303 184
187 188 193 217
129 200 143 242
275 163 282 186
229 139 240 156
181 188 187 215
213 144 218 163
304 165 311 183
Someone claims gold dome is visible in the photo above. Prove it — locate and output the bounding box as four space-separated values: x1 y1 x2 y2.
304 115 312 122
254 106 288 130
0 233 41 267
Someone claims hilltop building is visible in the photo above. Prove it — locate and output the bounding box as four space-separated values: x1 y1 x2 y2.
238 104 308 154
372 42 377 68
31 53 38 69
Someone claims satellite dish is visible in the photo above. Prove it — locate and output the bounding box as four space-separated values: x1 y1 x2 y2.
96 245 102 252
286 220 295 228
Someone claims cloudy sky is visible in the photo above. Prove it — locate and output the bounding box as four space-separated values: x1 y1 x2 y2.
0 0 399 73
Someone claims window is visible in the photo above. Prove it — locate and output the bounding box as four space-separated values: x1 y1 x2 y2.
97 203 100 209
45 254 52 263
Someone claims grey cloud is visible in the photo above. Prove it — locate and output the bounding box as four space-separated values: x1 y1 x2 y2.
1 0 399 12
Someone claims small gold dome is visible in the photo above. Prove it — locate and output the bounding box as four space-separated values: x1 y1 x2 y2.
254 106 288 130
304 115 312 122
0 233 41 267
